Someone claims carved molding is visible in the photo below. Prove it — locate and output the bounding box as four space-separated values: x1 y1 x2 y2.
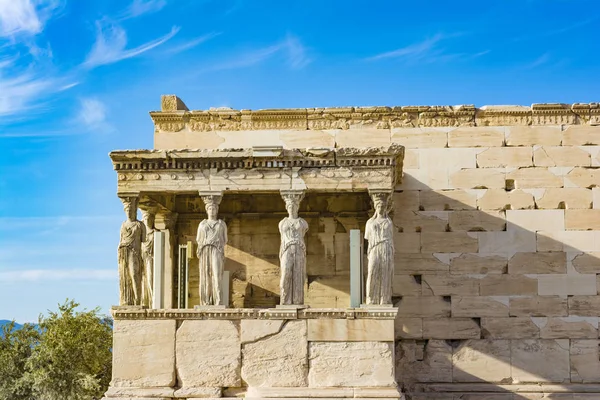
150 103 600 131
110 146 404 194
111 306 398 320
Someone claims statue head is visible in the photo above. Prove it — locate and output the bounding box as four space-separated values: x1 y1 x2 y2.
282 191 304 219
141 210 155 228
371 192 392 218
120 196 138 222
201 194 222 221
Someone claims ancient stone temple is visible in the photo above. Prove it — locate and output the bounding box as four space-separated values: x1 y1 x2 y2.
104 96 600 400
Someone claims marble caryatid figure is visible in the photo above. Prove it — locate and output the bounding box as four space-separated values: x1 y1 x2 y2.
279 191 309 305
364 191 395 305
140 210 155 308
197 194 227 306
118 196 146 306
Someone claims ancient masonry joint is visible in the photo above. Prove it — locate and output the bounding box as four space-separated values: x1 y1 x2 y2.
103 95 600 400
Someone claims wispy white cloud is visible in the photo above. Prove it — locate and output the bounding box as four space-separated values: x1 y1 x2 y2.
210 33 311 71
521 53 551 70
366 33 486 64
0 215 121 232
0 1 69 118
120 0 167 20
84 20 179 68
0 269 117 282
0 66 56 117
513 18 597 42
77 97 107 128
165 31 221 55
368 34 447 61
0 0 63 37
282 33 311 69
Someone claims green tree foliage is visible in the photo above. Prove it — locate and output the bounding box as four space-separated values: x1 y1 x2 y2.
0 300 113 400
0 322 40 400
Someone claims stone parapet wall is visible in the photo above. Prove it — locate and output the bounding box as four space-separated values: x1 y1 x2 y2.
147 97 600 398
103 307 400 400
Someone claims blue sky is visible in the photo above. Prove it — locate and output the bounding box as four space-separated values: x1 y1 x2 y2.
0 0 599 321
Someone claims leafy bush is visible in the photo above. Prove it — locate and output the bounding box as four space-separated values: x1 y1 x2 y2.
0 300 112 400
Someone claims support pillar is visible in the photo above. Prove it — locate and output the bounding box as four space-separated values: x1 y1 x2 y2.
349 229 363 307
152 231 165 309
155 212 178 309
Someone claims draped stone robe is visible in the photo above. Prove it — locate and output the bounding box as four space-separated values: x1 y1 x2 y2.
141 227 155 307
364 216 395 305
279 217 309 305
196 219 228 306
118 220 146 306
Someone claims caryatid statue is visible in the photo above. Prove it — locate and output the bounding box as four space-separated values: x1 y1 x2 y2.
364 191 395 305
118 196 146 306
140 210 155 308
196 193 227 306
279 191 309 305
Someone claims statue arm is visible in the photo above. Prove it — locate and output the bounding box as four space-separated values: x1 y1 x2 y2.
222 221 228 245
302 218 309 234
140 222 147 242
196 224 205 257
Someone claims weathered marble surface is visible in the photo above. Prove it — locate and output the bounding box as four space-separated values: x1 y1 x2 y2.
308 341 396 387
365 191 395 305
242 320 308 387
111 319 176 388
117 196 146 306
279 191 308 305
140 210 155 308
196 193 227 306
176 320 240 387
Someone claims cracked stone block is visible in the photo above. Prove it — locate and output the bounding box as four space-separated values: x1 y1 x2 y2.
571 340 600 383
241 319 285 343
511 339 570 383
396 340 452 384
308 341 395 387
242 320 308 387
176 320 241 387
112 319 176 388
452 339 511 383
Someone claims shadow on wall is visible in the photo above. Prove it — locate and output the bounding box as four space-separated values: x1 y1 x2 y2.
179 192 371 309
392 172 600 400
174 170 600 399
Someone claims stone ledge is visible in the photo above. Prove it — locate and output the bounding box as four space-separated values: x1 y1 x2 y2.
246 387 402 398
111 306 398 320
154 96 599 130
410 383 600 393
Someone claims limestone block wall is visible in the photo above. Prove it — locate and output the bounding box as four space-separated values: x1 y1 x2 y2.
152 99 600 397
391 124 600 397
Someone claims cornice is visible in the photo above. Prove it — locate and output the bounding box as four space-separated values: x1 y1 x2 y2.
153 96 600 131
111 306 398 320
110 145 404 194
110 146 404 171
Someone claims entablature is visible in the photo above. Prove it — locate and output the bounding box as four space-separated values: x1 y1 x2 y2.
151 95 600 132
110 145 404 195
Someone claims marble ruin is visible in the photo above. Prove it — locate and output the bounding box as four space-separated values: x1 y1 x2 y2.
279 190 309 305
117 196 145 306
365 191 395 305
197 193 227 306
105 96 600 400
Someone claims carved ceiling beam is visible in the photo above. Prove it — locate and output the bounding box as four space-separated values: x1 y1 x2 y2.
110 145 404 195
